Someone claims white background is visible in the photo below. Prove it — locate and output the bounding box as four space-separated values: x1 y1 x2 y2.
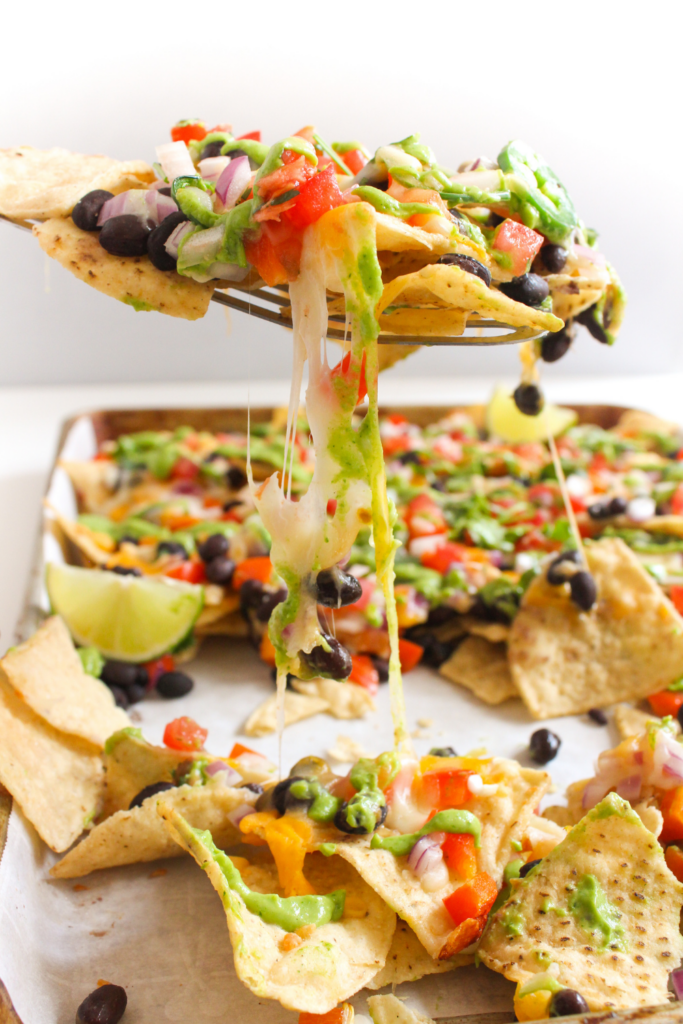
1 0 681 386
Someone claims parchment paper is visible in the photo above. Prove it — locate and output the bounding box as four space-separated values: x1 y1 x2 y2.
0 412 618 1024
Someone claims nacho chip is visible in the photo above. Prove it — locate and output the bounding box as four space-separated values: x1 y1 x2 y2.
368 993 435 1024
0 146 154 221
161 807 396 1013
479 793 683 1011
366 919 463 990
460 618 510 643
323 760 549 959
244 689 330 736
50 782 255 878
48 506 112 566
508 538 683 718
613 703 679 741
1 616 128 747
292 677 376 718
439 637 518 705
34 218 216 320
0 676 102 852
615 409 680 439
194 610 249 637
100 727 202 818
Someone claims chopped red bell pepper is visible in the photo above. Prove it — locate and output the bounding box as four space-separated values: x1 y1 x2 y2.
261 220 303 279
232 556 273 589
299 1006 353 1024
244 231 290 286
422 769 473 810
648 689 683 717
671 485 683 516
339 148 367 175
285 164 344 231
442 871 498 926
405 494 448 537
493 220 544 277
170 121 207 144
660 787 683 844
165 561 206 584
665 844 683 882
398 637 423 672
237 130 261 142
421 541 469 575
670 585 683 616
145 653 175 686
230 742 261 759
348 655 379 695
163 716 208 751
330 350 368 405
442 832 477 880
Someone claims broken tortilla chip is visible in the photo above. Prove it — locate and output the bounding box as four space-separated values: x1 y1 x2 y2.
244 689 330 736
508 538 683 718
292 677 375 718
439 637 517 705
368 993 436 1024
366 918 463 989
479 792 683 1011
613 702 679 741
100 727 204 819
34 218 216 320
0 616 129 747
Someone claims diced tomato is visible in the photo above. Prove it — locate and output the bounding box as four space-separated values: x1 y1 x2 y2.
589 452 609 474
348 654 380 695
244 231 289 286
405 494 447 537
203 496 222 509
671 485 683 516
421 541 469 575
339 148 367 175
165 560 206 584
527 483 558 508
660 788 683 844
230 742 261 759
145 653 175 686
330 350 368 405
671 585 683 617
326 498 337 517
442 832 477 880
442 871 498 926
387 414 408 426
382 436 411 457
163 514 201 532
237 130 261 142
171 457 200 481
398 638 423 673
665 844 683 883
422 769 473 810
493 220 544 277
285 164 344 231
232 556 273 589
163 716 208 751
648 690 683 717
93 452 112 461
293 126 316 145
262 220 304 279
515 529 553 552
299 1005 353 1024
340 575 374 612
570 495 586 513
170 121 206 144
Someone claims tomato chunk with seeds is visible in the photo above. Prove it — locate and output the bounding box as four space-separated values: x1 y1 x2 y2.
348 654 379 695
648 689 683 718
165 560 206 584
232 556 273 589
493 219 544 277
285 164 344 231
171 121 206 144
398 637 423 672
163 716 208 751
443 871 498 926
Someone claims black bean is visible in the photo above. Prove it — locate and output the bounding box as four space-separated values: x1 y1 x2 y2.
570 570 597 611
513 383 544 417
541 325 573 364
224 147 260 170
529 728 561 764
147 210 187 272
588 707 608 725
576 304 609 344
117 534 139 548
539 245 568 273
429 746 457 758
271 776 308 815
607 496 628 516
240 578 265 615
158 187 172 197
397 450 422 465
677 706 683 731
226 466 247 489
108 685 130 710
126 683 147 704
334 799 387 835
110 565 142 577
301 634 352 679
436 253 491 287
200 141 224 160
244 782 264 794
587 501 610 521
197 533 229 562
72 190 114 232
370 655 389 683
222 500 242 512
499 273 549 307
76 983 127 1024
101 660 142 690
99 214 151 257
156 671 194 699
519 858 542 878
255 586 287 622
316 566 363 608
129 781 176 810
205 556 236 585
549 989 589 1017
426 606 458 627
546 550 580 586
417 633 454 668
157 540 188 559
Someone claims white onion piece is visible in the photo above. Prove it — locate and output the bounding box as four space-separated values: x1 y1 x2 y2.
216 155 251 209
651 730 683 788
457 156 498 173
574 244 606 267
205 760 241 786
177 223 225 267
615 774 643 802
199 155 231 182
226 802 257 827
164 220 195 259
566 474 590 498
627 497 656 523
156 141 196 182
515 553 536 573
98 190 150 226
449 169 504 190
206 262 251 282
233 750 277 784
408 534 448 558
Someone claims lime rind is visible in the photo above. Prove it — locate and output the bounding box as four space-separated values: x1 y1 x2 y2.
486 385 577 443
45 563 204 662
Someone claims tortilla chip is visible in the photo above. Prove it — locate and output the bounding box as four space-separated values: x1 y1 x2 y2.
0 677 102 852
613 702 680 741
161 808 395 1013
374 211 452 256
0 616 129 747
322 759 549 959
460 617 510 643
50 783 255 878
508 538 683 719
194 593 240 630
366 919 463 990
0 146 154 221
292 677 375 718
637 515 683 537
34 218 216 320
378 307 468 338
327 735 373 764
368 993 435 1024
479 793 683 1011
100 727 203 818
615 409 680 439
195 610 249 637
439 637 518 705
48 505 112 566
244 690 330 736
59 459 118 513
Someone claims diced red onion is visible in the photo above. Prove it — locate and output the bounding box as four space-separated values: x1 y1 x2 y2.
227 802 257 827
172 481 203 495
488 551 505 568
205 262 251 282
147 190 179 224
156 141 196 182
407 833 444 874
98 190 149 226
671 967 683 1001
178 223 224 267
199 156 231 182
457 156 498 173
216 155 251 209
574 244 606 267
615 774 642 802
652 730 683 788
205 760 242 786
449 169 503 190
165 220 195 259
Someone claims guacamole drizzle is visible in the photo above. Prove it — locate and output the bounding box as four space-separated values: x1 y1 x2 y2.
568 874 625 950
370 808 481 856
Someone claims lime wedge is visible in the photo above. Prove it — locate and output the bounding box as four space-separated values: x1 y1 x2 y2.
46 563 204 662
486 386 577 443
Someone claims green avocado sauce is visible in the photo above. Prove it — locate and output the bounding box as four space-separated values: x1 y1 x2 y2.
489 858 525 916
336 754 400 833
77 646 104 679
222 138 270 165
370 808 481 856
568 874 625 949
196 828 345 931
289 779 340 823
501 906 525 938
104 727 143 755
518 973 562 997
352 186 441 221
